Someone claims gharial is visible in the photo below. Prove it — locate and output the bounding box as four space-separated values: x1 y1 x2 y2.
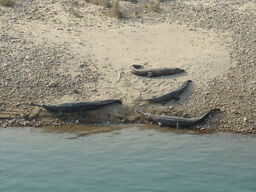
31 99 122 117
138 109 219 129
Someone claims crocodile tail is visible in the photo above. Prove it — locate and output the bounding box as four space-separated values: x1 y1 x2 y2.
113 99 122 104
200 109 220 120
117 100 122 104
185 80 193 85
131 64 143 69
180 80 192 89
137 109 152 119
137 109 145 114
30 103 46 108
135 99 150 102
104 99 122 105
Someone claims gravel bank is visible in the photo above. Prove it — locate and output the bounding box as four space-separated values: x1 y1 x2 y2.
0 0 255 133
160 0 256 133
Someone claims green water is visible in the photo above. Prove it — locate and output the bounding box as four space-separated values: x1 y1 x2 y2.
0 127 256 192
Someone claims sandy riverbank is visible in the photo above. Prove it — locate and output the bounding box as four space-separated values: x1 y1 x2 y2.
0 0 255 133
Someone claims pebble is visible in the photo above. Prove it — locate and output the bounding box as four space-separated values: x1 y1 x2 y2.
230 109 239 115
48 81 58 87
72 89 80 93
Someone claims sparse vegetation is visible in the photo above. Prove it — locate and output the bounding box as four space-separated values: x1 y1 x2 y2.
69 7 83 18
135 9 142 18
123 0 137 3
110 0 123 19
67 0 79 7
103 0 112 8
0 0 15 7
146 0 161 13
85 0 111 7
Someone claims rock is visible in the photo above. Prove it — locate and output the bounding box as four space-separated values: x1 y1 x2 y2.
182 113 190 118
72 89 80 94
230 109 239 115
48 81 58 87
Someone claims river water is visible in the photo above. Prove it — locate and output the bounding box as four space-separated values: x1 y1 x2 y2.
0 127 255 192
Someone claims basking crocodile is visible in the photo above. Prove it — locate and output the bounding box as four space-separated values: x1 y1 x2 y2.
139 80 192 103
130 64 185 77
138 109 219 129
31 99 122 117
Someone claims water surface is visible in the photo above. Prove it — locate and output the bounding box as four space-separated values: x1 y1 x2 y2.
0 127 255 192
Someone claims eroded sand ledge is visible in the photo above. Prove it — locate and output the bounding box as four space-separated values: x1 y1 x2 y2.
0 0 255 133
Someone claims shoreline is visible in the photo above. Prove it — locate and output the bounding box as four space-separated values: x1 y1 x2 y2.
0 0 255 133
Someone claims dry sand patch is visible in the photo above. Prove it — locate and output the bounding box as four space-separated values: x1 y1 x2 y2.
81 23 233 104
